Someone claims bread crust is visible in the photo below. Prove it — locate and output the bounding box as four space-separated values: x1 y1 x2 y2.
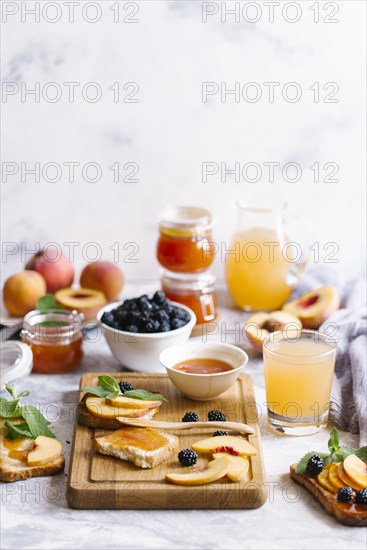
0 455 65 482
290 464 367 527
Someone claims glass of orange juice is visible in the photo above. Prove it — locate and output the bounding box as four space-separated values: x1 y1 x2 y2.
263 329 337 436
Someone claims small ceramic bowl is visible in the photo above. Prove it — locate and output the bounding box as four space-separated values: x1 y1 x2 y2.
97 301 196 373
159 341 248 400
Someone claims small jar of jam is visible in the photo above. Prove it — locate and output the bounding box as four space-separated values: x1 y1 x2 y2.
21 309 84 374
157 206 215 273
161 270 217 325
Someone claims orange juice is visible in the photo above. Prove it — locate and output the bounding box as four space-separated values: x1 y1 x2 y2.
263 330 337 435
226 227 294 310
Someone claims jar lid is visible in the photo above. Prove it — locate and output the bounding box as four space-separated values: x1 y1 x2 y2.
0 341 33 390
161 270 216 293
159 206 213 235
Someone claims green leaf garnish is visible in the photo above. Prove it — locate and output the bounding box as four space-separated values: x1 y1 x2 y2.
21 405 55 438
4 421 33 440
296 428 367 474
123 389 167 402
80 375 167 402
1 385 56 439
36 294 63 311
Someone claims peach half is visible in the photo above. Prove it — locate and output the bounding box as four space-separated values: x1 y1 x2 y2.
55 287 106 322
282 285 340 329
244 311 302 352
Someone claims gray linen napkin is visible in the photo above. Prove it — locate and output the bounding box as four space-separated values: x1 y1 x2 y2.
293 270 367 446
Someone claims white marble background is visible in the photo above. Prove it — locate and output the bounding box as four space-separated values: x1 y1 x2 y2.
1 0 366 285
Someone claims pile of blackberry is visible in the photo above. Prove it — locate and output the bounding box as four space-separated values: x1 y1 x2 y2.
101 291 191 333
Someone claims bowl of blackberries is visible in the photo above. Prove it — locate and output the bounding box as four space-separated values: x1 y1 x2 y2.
97 291 196 372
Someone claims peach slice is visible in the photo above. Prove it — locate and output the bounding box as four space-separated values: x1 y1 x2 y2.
212 452 250 481
328 463 345 490
55 287 106 322
105 396 162 410
165 456 230 486
192 435 257 457
337 463 363 491
86 397 155 419
282 285 340 329
343 454 367 489
317 466 337 494
244 311 302 352
27 436 62 467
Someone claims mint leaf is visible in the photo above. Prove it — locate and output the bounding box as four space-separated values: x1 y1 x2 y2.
5 384 17 399
17 390 30 398
123 389 167 402
80 386 112 398
295 451 329 475
0 397 22 418
354 446 367 459
5 421 33 439
328 427 340 454
21 405 55 438
36 294 63 311
98 375 120 396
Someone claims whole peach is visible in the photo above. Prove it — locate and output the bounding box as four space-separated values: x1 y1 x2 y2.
26 250 74 293
80 261 124 301
3 271 47 316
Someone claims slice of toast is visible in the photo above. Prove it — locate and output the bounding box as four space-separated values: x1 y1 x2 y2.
290 464 367 527
94 427 178 469
0 420 65 483
77 395 159 429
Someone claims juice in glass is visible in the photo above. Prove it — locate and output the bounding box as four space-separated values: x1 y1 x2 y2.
263 330 337 435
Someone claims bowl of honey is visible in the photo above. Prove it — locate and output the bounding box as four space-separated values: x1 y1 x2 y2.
159 342 248 400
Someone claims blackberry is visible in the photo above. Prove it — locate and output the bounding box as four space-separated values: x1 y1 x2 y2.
153 290 167 305
160 321 171 332
170 318 186 330
305 455 324 477
178 449 198 467
212 431 229 437
182 411 199 423
208 410 227 422
355 488 367 505
144 319 161 333
119 381 135 393
337 487 355 503
101 311 114 326
125 324 139 333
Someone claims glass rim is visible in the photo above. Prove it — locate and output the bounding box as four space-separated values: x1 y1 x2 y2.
236 199 287 214
262 328 337 359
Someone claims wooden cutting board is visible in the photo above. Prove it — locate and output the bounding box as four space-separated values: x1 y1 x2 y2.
67 372 267 510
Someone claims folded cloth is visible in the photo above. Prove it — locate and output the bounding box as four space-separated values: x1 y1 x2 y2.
293 269 367 446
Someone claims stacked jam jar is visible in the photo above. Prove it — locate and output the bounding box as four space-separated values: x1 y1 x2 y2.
157 206 217 327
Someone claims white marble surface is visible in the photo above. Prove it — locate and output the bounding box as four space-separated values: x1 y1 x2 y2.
1 283 366 550
1 0 366 284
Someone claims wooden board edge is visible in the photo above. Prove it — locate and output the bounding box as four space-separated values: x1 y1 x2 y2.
290 464 367 527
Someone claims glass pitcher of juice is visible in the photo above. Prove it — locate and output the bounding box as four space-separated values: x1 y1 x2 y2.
225 201 308 310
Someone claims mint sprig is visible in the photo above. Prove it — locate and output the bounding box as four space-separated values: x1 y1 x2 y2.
1 385 56 439
81 375 167 402
296 427 367 474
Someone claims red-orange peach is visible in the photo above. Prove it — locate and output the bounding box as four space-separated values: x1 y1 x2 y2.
26 250 74 293
3 271 47 316
80 261 124 301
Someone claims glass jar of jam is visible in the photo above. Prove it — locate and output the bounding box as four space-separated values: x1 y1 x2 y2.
161 270 217 325
21 309 84 374
157 206 215 273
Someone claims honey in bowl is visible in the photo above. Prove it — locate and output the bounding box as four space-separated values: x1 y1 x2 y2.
172 358 233 375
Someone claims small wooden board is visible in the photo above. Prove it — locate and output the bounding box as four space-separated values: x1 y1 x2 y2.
67 372 267 510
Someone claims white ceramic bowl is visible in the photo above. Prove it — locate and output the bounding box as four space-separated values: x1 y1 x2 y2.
97 301 196 373
160 342 248 400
